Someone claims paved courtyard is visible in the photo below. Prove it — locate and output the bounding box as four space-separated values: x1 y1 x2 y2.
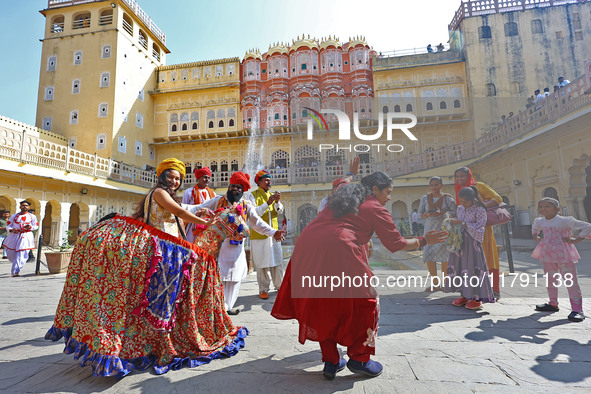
0 239 590 393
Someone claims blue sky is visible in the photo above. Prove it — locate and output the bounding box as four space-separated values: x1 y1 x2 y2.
1 0 459 125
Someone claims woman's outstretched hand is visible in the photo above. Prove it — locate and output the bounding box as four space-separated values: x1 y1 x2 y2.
424 230 448 245
205 211 222 227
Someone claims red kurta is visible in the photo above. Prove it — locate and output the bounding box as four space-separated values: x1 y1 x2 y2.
271 196 408 349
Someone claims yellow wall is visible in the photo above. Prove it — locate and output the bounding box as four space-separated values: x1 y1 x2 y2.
36 0 166 168
458 2 591 135
152 58 241 142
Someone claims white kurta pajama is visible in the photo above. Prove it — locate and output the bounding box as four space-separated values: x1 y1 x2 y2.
4 212 39 276
182 186 216 243
188 195 277 310
246 192 284 293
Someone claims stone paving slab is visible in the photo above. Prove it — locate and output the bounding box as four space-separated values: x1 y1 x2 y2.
0 240 590 393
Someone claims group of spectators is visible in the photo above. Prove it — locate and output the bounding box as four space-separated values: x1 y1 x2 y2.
500 76 571 124
426 43 445 53
526 76 571 110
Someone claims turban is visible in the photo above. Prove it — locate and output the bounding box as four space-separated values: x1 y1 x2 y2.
229 171 251 191
255 170 271 184
332 178 349 190
194 166 212 179
156 158 186 179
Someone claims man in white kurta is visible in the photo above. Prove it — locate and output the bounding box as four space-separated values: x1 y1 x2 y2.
246 170 285 299
188 172 285 314
5 201 39 277
182 166 216 243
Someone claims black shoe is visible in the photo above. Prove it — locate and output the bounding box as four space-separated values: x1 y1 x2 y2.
535 303 559 312
226 308 240 315
323 358 346 380
567 311 585 322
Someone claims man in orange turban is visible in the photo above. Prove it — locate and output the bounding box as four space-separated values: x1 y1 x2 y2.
186 171 285 315
182 166 216 243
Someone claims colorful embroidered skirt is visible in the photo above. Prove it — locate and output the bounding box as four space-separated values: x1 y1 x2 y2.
45 216 248 377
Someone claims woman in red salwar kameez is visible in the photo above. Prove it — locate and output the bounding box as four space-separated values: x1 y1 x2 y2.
271 172 447 380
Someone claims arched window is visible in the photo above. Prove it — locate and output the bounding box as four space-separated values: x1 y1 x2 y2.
208 121 214 128
504 22 518 37
181 124 187 131
426 102 433 111
511 81 521 94
302 110 308 117
440 101 447 109
229 119 235 127
406 104 413 112
152 43 160 61
274 113 280 120
301 64 307 70
171 124 177 132
122 13 133 36
394 105 401 112
382 105 388 114
138 29 148 49
486 83 496 97
73 12 91 30
51 15 64 33
99 9 113 26
479 26 492 39
453 99 461 108
192 122 198 130
218 120 224 127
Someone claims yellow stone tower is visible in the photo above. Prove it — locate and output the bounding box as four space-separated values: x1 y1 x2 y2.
35 0 169 168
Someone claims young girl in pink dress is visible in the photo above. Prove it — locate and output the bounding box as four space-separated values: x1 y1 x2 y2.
532 197 591 322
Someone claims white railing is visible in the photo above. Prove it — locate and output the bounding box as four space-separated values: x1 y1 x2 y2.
99 14 113 26
379 44 451 58
120 0 166 44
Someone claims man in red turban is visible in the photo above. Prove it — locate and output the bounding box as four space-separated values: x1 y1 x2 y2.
186 171 285 315
182 166 217 243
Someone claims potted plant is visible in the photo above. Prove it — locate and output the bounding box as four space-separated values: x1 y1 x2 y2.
45 230 74 274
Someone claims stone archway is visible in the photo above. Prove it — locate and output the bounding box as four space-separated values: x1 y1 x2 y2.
69 204 80 243
0 195 15 213
568 154 589 220
42 200 62 246
297 204 317 234
585 162 591 221
23 196 41 219
68 201 90 242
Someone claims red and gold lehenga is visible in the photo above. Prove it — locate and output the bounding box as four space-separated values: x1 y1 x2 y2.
45 205 249 377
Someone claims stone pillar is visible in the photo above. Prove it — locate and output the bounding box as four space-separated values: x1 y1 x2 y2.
58 202 72 247
36 200 48 246
576 196 586 221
